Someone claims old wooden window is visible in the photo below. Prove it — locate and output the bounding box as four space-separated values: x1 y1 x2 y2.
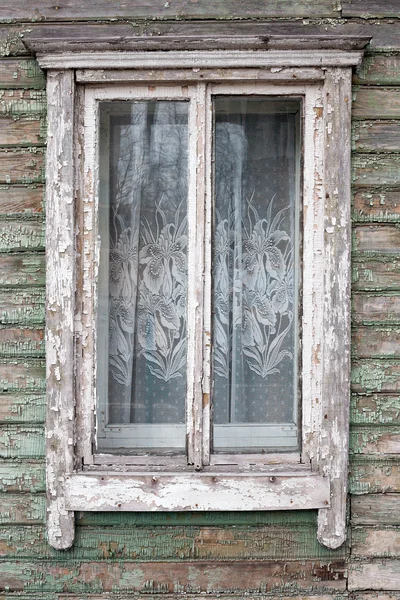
30 40 368 550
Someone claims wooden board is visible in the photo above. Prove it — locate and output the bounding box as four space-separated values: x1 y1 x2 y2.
354 225 400 253
0 358 45 392
0 148 44 184
353 88 400 120
352 494 400 525
0 58 44 88
0 493 45 524
349 457 400 494
352 527 400 558
0 1 339 22
0 254 44 286
0 90 46 118
0 559 347 593
0 287 44 325
354 54 400 86
351 394 400 426
0 220 44 252
352 258 400 291
353 293 400 324
0 327 44 357
348 559 400 591
0 424 44 458
352 360 400 394
353 190 400 223
343 0 400 18
0 116 44 146
352 326 400 358
0 393 45 422
0 459 45 492
350 426 400 455
353 121 400 153
353 155 400 187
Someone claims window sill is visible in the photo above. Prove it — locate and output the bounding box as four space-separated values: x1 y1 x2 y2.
65 468 329 512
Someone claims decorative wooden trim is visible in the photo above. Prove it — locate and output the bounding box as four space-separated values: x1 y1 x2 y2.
35 50 365 71
317 67 352 549
65 472 330 512
45 69 75 550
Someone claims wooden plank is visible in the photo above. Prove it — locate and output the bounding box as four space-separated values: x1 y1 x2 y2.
348 559 400 591
352 527 400 558
0 90 46 117
0 59 45 88
352 258 400 291
45 69 75 550
0 1 339 22
350 426 400 455
352 360 400 394
0 560 347 593
0 287 44 325
0 459 45 492
351 394 400 426
0 327 44 357
0 26 30 57
0 116 44 146
0 524 345 560
0 220 44 252
353 190 400 223
349 457 400 494
354 225 400 253
0 186 43 216
0 358 45 392
352 326 400 359
0 254 44 286
343 0 400 18
0 393 45 423
353 88 400 120
352 494 400 525
353 155 400 187
0 148 44 184
0 424 44 458
353 121 400 153
354 55 400 85
0 493 45 524
353 293 400 324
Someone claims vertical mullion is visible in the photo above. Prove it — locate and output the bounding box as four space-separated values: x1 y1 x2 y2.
187 83 207 468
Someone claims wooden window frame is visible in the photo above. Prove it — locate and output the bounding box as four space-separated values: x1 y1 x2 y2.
37 44 367 550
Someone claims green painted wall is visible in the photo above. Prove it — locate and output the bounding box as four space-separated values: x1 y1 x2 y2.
0 2 399 597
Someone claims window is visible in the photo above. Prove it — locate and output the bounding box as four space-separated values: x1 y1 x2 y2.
33 39 368 550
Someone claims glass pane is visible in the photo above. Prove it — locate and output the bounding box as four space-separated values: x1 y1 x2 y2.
212 96 301 452
97 100 188 452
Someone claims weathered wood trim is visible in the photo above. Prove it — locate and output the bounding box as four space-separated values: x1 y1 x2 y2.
45 69 75 550
36 50 366 71
65 472 330 512
317 68 352 549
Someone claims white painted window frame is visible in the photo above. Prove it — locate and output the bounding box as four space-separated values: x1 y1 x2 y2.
41 47 365 551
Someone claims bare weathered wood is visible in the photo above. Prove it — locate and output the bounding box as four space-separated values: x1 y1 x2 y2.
0 90 46 118
354 54 400 85
0 358 45 392
349 456 400 494
317 67 352 550
352 527 400 558
0 424 44 458
0 459 45 492
0 58 44 88
0 148 44 184
353 326 400 358
352 360 400 394
0 26 30 57
353 122 400 153
0 493 45 524
0 327 44 357
343 0 400 18
0 116 44 147
353 190 400 223
0 185 43 216
353 293 400 324
65 472 330 512
350 426 400 455
0 0 340 22
45 69 75 550
351 394 400 426
348 559 400 591
0 220 44 252
353 155 400 187
354 225 400 253
0 254 44 286
353 88 400 120
0 393 45 422
353 258 400 291
0 559 347 593
352 494 400 525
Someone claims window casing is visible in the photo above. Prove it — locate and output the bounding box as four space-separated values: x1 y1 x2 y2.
36 43 367 551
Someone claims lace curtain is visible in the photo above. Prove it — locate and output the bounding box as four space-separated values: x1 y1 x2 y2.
102 97 298 432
